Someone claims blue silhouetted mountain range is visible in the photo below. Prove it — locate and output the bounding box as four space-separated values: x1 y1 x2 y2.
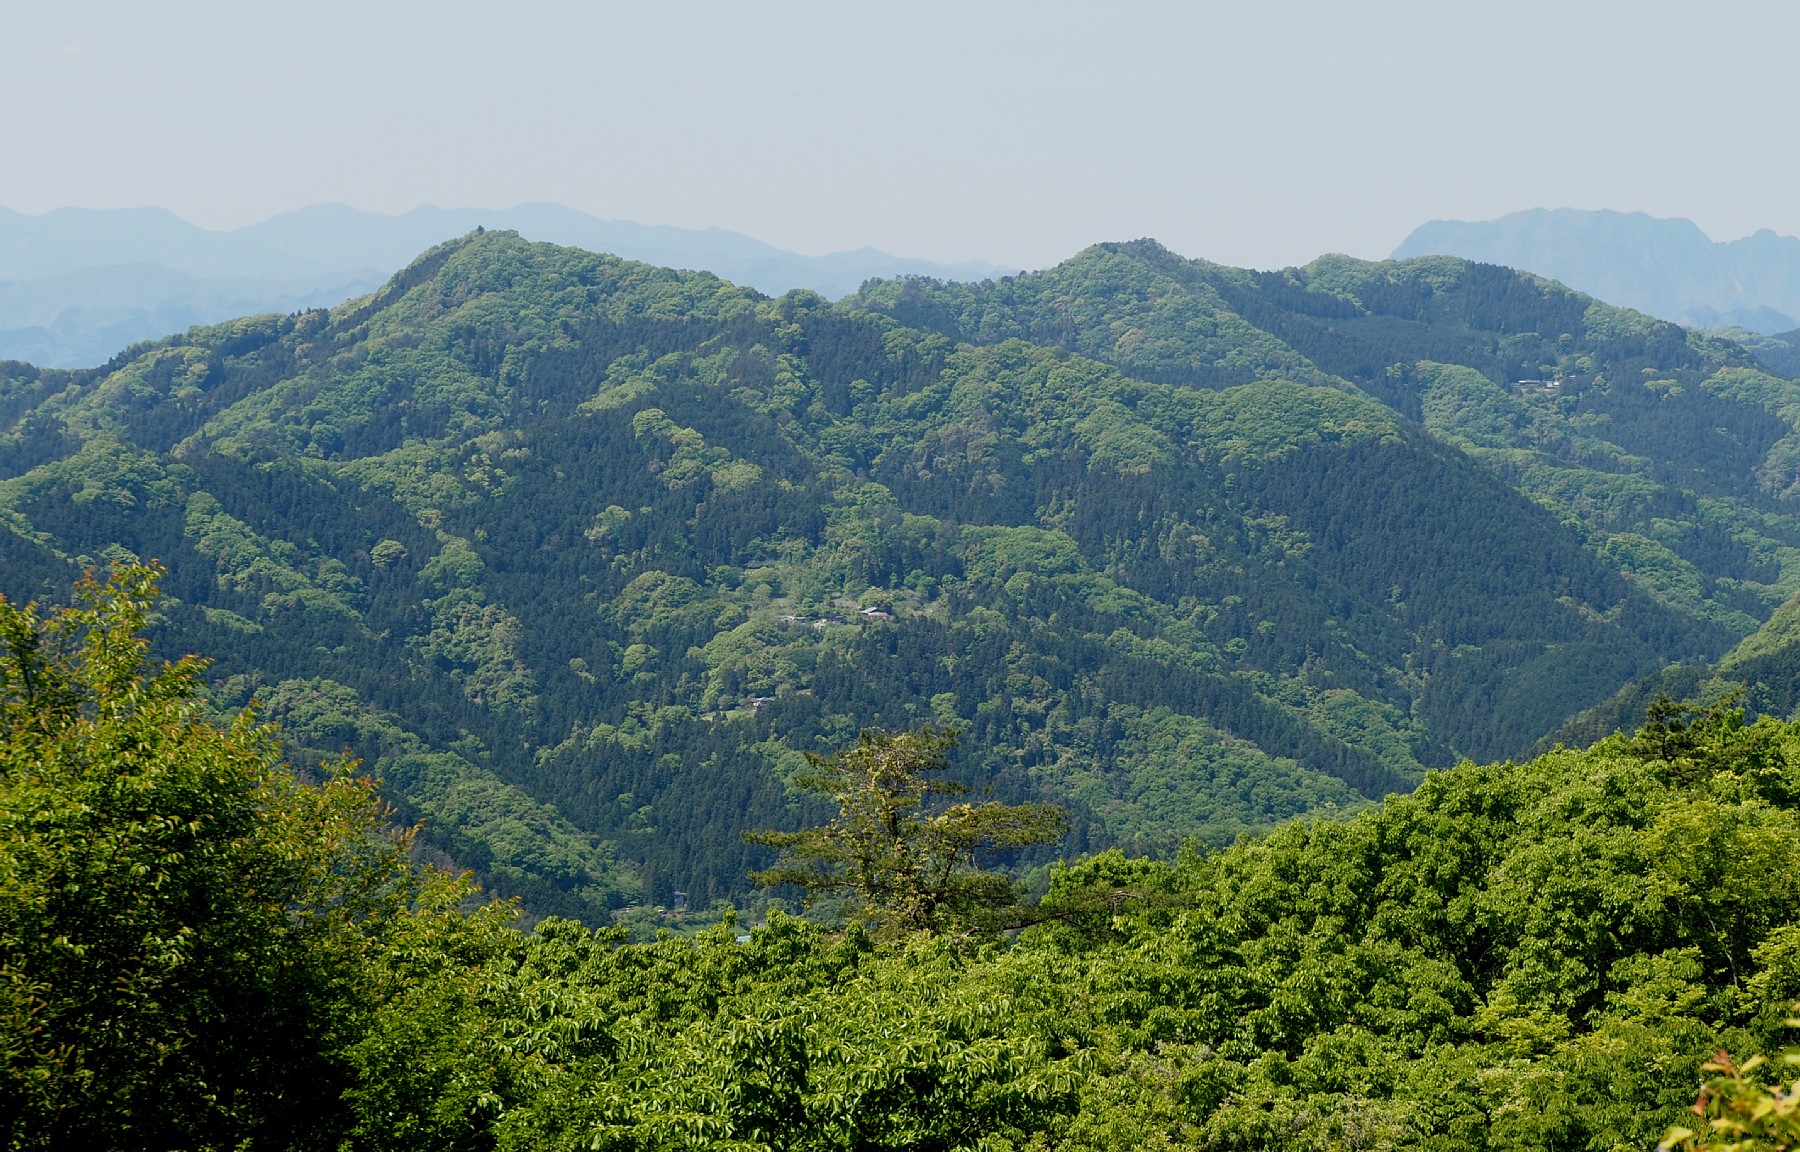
1395 208 1800 335
0 204 1014 367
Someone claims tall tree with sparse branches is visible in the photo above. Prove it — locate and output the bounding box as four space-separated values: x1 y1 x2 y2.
745 727 1067 935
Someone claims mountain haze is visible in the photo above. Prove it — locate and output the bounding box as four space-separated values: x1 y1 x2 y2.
1395 208 1800 334
5 231 1800 917
0 204 1014 368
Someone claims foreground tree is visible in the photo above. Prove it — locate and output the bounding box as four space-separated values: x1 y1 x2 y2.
1660 1041 1800 1151
0 566 426 1150
746 727 1067 934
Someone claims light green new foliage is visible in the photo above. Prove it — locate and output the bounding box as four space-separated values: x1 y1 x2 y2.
852 241 1333 389
255 677 640 917
880 340 1394 475
0 434 182 517
185 490 365 619
0 565 424 1151
631 407 764 491
189 240 761 462
482 922 1084 1152
412 596 540 713
1720 592 1800 675
1660 1045 1800 1151
1090 705 1362 848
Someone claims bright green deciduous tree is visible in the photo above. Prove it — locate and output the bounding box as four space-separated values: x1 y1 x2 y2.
1660 1045 1800 1151
0 565 423 1150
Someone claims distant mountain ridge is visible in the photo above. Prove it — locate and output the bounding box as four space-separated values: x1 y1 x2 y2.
1394 208 1800 334
0 263 387 370
0 204 1015 367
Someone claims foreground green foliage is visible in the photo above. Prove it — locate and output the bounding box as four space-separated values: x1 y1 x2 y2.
1661 1047 1800 1151
0 566 429 1147
384 703 1800 1150
8 570 1800 1150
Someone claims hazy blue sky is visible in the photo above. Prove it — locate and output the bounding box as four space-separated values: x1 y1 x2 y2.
6 0 1796 270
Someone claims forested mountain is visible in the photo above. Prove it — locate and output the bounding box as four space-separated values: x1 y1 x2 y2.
5 231 1799 915
1733 325 1800 378
1395 208 1800 333
865 242 1800 633
1547 582 1800 753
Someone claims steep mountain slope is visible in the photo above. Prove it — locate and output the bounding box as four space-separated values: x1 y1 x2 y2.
1394 208 1800 332
1538 588 1800 754
1733 325 1800 378
0 232 1773 913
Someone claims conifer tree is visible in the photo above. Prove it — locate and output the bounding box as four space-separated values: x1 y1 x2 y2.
746 727 1067 934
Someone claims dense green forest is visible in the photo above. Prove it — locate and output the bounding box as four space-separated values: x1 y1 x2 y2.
5 231 1800 911
1548 572 1800 753
8 568 1800 1151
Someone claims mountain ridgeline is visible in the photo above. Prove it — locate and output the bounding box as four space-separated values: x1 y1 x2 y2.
4 231 1800 915
1394 208 1800 333
0 204 1015 368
